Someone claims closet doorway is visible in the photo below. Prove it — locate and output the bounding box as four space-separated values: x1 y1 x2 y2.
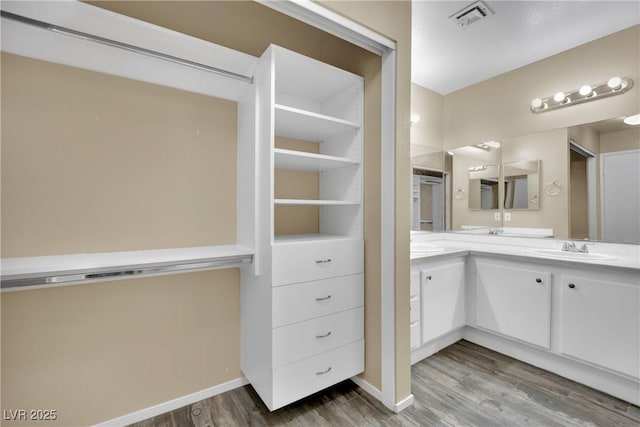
412 168 444 232
569 141 596 240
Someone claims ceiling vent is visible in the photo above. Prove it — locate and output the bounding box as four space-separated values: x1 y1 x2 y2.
449 1 494 29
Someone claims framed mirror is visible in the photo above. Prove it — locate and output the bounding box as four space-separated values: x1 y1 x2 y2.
468 165 500 210
503 160 540 210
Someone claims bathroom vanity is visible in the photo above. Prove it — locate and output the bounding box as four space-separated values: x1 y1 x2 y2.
410 232 640 405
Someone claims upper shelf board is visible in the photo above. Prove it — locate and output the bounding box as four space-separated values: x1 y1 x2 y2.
274 104 360 142
274 199 359 206
274 148 358 172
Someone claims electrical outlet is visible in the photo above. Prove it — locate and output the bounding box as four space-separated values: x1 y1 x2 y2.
494 212 501 221
504 212 511 221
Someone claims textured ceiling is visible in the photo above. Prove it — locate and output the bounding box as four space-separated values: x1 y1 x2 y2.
412 1 640 94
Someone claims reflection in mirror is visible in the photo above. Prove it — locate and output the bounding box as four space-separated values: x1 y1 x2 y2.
503 160 540 210
468 164 500 210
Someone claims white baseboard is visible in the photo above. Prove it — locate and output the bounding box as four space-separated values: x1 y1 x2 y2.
350 375 382 401
411 328 463 365
394 393 414 413
93 377 249 427
350 376 414 413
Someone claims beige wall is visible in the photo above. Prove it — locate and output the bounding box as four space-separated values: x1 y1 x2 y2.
443 25 639 150
1 1 414 424
502 128 570 238
600 128 640 153
1 53 237 257
2 269 240 426
318 0 413 402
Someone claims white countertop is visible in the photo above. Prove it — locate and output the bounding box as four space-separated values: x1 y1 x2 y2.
410 233 640 270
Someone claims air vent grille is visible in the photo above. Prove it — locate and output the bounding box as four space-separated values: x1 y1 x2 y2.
449 1 494 29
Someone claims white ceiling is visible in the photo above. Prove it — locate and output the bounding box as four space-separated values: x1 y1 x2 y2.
412 1 640 94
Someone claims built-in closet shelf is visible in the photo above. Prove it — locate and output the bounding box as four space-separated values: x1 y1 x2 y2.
274 149 358 172
274 104 360 142
1 245 253 290
273 233 355 244
274 199 359 206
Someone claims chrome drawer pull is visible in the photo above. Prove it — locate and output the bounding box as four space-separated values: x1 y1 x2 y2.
316 367 332 375
315 258 332 264
316 331 332 339
315 295 332 301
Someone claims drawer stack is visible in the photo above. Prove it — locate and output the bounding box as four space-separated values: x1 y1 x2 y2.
270 239 364 408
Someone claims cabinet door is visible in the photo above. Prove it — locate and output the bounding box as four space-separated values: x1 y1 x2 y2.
421 261 465 343
560 276 640 379
475 262 551 349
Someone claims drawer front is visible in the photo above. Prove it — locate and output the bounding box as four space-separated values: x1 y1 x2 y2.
410 270 420 298
272 274 363 327
273 307 363 368
272 239 363 286
410 321 420 349
410 296 420 323
272 340 364 410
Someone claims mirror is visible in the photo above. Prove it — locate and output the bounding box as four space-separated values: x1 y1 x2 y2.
503 160 540 210
411 114 640 243
468 164 500 210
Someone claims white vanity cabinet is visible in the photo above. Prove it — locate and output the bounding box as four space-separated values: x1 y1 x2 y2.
241 45 364 411
410 257 465 351
474 260 551 349
559 274 640 379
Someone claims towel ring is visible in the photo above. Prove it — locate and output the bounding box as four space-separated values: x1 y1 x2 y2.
454 187 466 200
544 181 561 196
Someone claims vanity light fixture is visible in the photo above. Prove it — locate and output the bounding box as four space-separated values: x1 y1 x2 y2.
623 113 640 125
530 76 634 113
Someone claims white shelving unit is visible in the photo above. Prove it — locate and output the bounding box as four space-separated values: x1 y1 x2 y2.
241 45 364 411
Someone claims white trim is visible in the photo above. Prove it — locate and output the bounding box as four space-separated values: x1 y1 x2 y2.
350 376 382 401
256 0 396 55
394 393 415 413
93 377 249 427
380 48 398 412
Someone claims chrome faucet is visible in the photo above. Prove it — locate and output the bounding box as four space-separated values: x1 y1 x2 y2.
488 229 503 235
562 241 589 253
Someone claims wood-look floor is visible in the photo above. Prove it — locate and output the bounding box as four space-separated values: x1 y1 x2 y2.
130 340 640 427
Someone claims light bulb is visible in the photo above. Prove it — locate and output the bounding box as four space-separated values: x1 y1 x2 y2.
530 98 543 109
608 76 622 90
553 92 566 103
623 113 640 125
410 113 421 124
579 85 592 96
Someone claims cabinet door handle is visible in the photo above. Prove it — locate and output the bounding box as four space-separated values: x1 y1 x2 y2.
568 283 576 289
315 258 332 264
315 331 332 339
316 366 332 375
315 295 332 301
425 275 432 281
536 278 542 283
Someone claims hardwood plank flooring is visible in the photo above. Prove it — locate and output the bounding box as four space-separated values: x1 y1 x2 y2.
129 341 639 427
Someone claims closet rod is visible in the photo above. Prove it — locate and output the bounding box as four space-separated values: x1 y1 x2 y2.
1 255 253 290
1 10 255 84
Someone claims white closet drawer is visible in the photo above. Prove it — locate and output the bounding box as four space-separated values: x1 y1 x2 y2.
272 274 363 327
410 296 420 323
272 239 363 286
410 321 420 349
272 340 364 409
273 307 363 368
410 270 420 297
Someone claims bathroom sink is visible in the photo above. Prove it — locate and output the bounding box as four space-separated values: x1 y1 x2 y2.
411 243 445 253
527 248 617 261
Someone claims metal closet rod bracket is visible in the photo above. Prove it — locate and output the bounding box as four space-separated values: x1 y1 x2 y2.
1 10 255 84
